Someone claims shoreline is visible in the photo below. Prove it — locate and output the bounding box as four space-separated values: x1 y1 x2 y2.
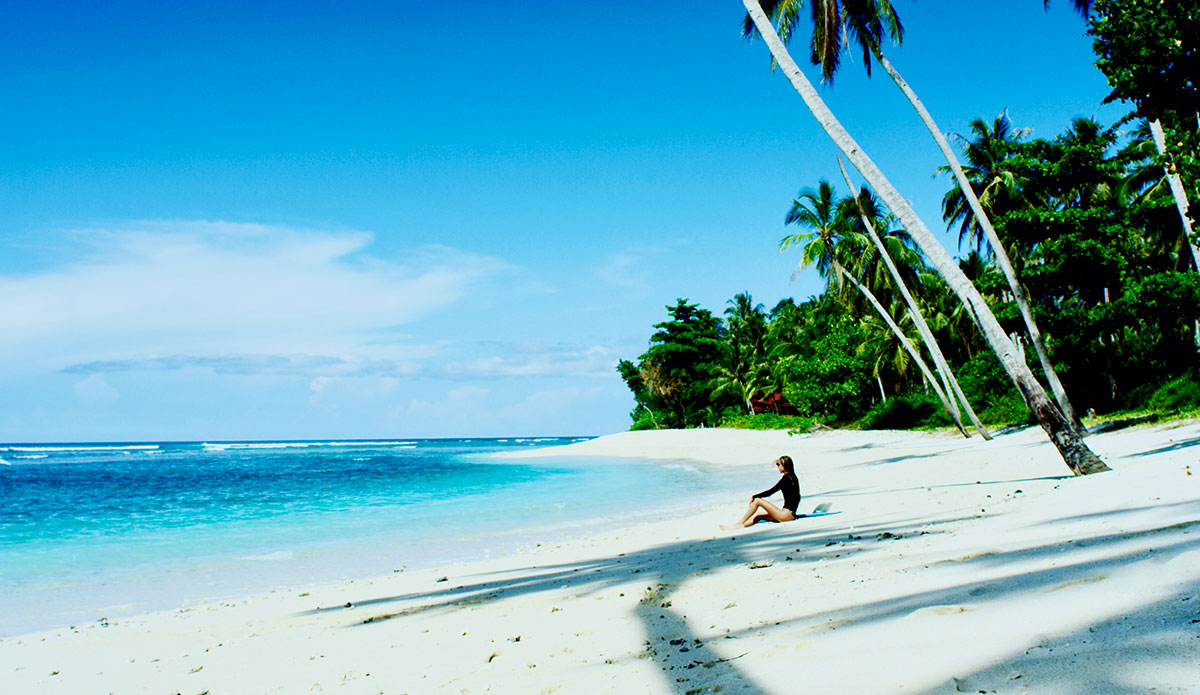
4 423 1198 693
0 461 756 639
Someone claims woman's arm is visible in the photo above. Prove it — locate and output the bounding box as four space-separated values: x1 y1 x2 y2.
753 477 785 500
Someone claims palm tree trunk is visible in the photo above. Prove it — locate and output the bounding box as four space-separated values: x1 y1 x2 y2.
837 156 991 440
868 46 1082 431
1149 119 1200 270
741 0 1108 475
1148 116 1200 349
834 263 967 437
876 374 887 402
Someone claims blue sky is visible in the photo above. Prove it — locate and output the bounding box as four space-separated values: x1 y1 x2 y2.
0 1 1125 441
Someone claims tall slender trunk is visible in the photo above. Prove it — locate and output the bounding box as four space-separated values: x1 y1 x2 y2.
834 263 967 437
1149 119 1199 269
741 0 1108 475
869 46 1081 431
1149 118 1200 348
837 156 990 439
876 374 887 403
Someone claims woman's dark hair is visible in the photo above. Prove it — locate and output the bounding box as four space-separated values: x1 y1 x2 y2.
778 455 795 479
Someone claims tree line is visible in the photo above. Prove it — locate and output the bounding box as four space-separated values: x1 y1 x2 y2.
619 0 1198 476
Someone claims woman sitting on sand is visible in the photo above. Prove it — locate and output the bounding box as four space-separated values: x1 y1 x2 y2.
721 455 800 530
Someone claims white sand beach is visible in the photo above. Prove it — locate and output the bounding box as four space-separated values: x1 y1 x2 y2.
3 422 1198 694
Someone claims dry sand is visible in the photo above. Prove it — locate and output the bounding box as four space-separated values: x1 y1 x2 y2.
3 422 1198 694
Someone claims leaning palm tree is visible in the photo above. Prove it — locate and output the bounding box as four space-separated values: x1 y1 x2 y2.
740 0 1108 475
858 302 918 401
781 178 971 435
1129 120 1200 273
836 157 990 438
746 0 1084 432
1146 120 1198 262
1122 122 1197 271
837 189 917 291
834 262 965 435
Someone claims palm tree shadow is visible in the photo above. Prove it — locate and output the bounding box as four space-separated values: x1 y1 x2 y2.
298 510 1198 692
819 475 1070 499
1126 435 1200 457
723 520 1200 638
306 516 946 693
906 577 1200 695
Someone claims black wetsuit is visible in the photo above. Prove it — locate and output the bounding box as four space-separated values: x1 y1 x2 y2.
754 474 801 515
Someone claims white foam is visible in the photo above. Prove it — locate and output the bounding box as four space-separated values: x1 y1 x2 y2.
1 445 160 452
16 454 48 460
201 441 416 451
238 551 295 562
0 458 9 466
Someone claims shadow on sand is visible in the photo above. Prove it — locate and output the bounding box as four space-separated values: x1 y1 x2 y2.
299 497 1199 693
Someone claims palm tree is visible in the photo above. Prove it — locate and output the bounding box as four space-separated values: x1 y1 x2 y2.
833 263 964 434
835 159 989 438
1055 118 1120 210
747 0 1085 432
725 292 770 363
858 300 918 399
947 252 1001 359
780 180 843 281
940 113 1036 253
1145 120 1200 272
1121 121 1171 204
1121 121 1199 272
719 293 772 415
837 189 917 289
711 359 766 415
740 0 1108 474
1148 121 1197 240
780 178 971 435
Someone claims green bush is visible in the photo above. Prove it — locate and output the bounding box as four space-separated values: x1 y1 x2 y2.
720 413 818 432
856 393 952 430
629 409 661 431
779 316 873 421
1146 373 1200 413
975 394 1035 426
955 352 1032 426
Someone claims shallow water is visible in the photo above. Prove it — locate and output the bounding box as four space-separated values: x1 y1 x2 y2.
0 437 752 635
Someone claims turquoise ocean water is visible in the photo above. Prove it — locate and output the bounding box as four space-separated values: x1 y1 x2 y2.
0 438 753 636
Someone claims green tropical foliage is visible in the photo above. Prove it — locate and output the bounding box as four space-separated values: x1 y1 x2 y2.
618 106 1200 430
617 0 1200 433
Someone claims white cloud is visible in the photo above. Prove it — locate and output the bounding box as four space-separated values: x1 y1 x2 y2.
595 252 651 290
594 241 690 292
437 343 621 379
398 383 621 437
61 353 426 377
73 374 119 406
0 221 507 372
405 385 490 420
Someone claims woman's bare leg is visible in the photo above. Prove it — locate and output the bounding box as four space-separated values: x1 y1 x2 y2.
722 498 794 530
